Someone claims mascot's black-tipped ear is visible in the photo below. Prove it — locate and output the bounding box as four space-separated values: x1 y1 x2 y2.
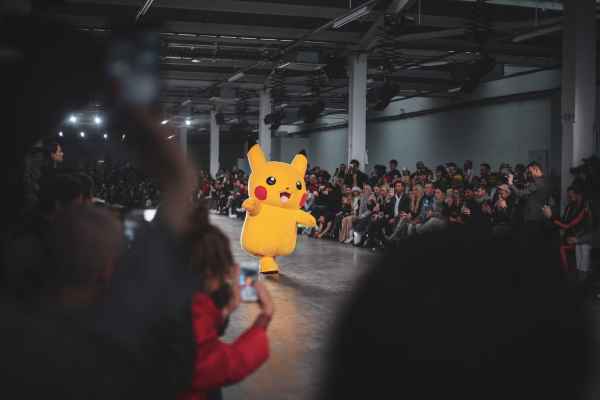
291 153 308 176
248 144 267 171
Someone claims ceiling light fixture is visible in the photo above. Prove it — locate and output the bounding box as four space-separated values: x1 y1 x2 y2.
421 60 450 67
94 115 102 125
103 133 108 139
58 131 63 137
332 5 371 29
512 24 563 43
191 59 200 63
167 135 175 140
185 119 192 126
69 115 78 124
227 72 245 82
80 131 85 138
161 119 169 125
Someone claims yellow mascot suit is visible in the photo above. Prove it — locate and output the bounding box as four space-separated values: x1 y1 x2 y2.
241 144 316 274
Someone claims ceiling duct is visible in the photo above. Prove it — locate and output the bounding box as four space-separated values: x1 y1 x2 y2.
277 50 324 72
451 55 497 93
298 100 325 123
368 82 399 111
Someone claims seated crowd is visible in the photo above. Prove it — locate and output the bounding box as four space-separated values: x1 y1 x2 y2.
204 156 598 278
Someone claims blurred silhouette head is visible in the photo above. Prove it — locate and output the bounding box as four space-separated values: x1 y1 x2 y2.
322 228 590 400
45 205 124 304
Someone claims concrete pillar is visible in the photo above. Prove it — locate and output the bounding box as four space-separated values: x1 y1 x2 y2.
179 127 188 159
210 110 220 177
347 53 368 170
561 0 597 206
258 89 272 160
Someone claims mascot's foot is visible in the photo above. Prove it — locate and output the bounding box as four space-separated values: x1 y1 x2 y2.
260 257 279 274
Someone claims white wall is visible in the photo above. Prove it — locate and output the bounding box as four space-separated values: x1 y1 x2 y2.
275 95 559 175
367 96 555 171
271 68 563 175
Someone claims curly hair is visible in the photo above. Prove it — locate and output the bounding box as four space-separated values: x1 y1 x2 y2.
189 225 234 292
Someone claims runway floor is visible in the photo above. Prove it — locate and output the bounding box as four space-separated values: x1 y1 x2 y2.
212 214 377 400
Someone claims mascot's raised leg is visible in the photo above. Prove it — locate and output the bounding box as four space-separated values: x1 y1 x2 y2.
260 256 279 274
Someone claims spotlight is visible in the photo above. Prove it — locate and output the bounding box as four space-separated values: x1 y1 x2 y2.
185 119 192 126
80 131 86 138
167 135 175 140
69 115 78 124
161 119 169 125
94 116 102 125
58 131 63 137
103 133 108 140
122 134 126 141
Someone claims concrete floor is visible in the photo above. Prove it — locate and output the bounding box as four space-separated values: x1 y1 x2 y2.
211 215 377 400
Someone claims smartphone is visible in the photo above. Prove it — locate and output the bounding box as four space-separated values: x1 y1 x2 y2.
107 28 161 107
239 261 259 302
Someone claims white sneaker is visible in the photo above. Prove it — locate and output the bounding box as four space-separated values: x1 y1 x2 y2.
353 232 362 245
344 236 354 244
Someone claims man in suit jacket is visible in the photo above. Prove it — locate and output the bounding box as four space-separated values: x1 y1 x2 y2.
384 180 411 235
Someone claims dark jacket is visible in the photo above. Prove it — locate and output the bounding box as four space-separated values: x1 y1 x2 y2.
510 177 552 223
385 194 411 218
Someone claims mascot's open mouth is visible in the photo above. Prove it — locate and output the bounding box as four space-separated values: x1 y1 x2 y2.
280 192 291 203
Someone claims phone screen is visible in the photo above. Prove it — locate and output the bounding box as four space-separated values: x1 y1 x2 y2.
239 261 259 302
107 29 160 107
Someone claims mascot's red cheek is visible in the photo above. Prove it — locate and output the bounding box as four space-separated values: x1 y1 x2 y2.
255 186 268 200
300 193 308 208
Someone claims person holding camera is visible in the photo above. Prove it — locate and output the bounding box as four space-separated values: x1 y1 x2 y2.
183 217 273 400
489 184 518 238
508 161 554 237
543 185 592 278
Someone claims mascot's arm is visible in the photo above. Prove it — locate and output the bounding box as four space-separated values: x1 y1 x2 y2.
296 210 316 228
242 198 262 217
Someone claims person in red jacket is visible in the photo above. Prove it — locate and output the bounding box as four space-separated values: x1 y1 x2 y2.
180 214 274 400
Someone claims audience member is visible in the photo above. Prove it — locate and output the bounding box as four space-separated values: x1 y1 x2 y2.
182 207 273 400
321 228 590 400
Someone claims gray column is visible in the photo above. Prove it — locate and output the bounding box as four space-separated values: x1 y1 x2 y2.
210 110 220 177
347 53 368 170
258 89 272 160
179 127 188 159
561 0 597 206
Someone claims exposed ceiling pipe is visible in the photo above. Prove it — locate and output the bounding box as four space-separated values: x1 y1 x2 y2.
135 0 155 22
457 0 564 10
169 0 382 113
512 13 600 43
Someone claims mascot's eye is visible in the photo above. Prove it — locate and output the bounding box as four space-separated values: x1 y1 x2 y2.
266 176 277 185
296 181 303 190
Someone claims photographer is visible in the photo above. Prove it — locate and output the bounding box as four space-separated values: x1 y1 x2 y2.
508 161 554 236
489 184 518 238
543 185 593 278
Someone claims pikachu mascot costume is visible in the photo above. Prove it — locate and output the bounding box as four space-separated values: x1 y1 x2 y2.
241 144 316 274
